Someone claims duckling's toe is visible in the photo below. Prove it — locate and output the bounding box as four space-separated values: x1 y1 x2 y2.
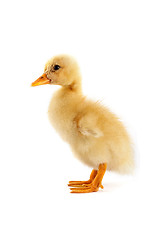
70 185 99 193
68 180 92 187
68 181 103 189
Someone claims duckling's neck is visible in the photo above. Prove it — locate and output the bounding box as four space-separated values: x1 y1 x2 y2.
62 76 82 94
65 82 82 94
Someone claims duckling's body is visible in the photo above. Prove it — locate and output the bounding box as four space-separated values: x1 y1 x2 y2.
48 87 133 173
32 54 134 193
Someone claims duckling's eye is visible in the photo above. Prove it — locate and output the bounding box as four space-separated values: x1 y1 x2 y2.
54 65 61 71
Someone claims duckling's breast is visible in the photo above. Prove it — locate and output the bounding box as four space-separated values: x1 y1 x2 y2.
48 90 82 143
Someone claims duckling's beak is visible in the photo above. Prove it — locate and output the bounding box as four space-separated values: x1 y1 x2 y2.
31 73 51 87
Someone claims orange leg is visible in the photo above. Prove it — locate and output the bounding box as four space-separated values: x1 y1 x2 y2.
69 163 107 193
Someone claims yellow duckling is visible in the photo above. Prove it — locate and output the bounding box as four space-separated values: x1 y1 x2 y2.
31 54 134 193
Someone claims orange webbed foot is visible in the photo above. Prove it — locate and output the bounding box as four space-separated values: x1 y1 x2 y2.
68 163 107 194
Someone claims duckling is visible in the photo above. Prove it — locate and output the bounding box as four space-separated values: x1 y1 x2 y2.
31 54 134 193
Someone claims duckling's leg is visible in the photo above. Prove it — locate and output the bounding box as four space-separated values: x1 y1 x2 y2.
70 163 107 193
68 169 98 187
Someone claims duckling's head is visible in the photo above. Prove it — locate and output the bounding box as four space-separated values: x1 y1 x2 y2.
32 55 81 91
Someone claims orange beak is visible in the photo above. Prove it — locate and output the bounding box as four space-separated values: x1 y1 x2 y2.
31 73 51 87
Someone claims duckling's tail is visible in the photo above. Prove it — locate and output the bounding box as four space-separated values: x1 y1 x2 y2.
117 158 135 175
115 147 135 175
108 139 135 175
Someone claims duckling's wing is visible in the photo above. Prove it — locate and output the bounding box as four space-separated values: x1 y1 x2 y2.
74 113 103 138
78 126 103 138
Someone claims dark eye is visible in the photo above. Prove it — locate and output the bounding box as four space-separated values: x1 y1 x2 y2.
54 65 60 71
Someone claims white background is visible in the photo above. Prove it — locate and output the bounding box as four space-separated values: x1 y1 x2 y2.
0 0 160 239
